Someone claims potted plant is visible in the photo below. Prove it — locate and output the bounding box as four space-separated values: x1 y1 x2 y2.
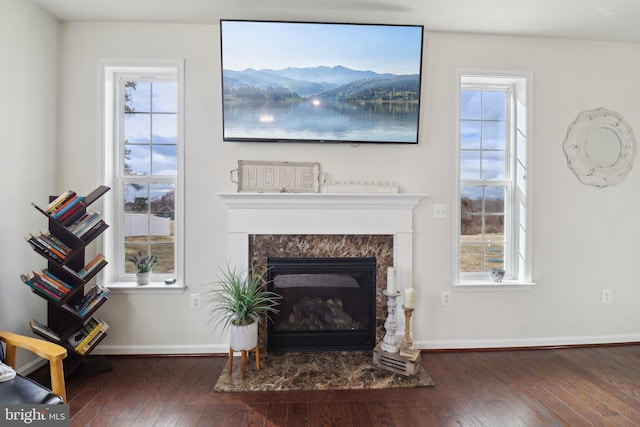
202 264 281 351
129 251 157 285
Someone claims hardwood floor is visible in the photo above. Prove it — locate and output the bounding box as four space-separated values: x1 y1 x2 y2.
64 345 640 426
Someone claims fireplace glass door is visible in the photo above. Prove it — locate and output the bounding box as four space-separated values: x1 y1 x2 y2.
267 257 376 352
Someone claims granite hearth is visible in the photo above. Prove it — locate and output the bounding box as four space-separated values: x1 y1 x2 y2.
213 351 435 392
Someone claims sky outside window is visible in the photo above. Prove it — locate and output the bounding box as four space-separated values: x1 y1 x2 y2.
460 90 507 182
124 81 177 178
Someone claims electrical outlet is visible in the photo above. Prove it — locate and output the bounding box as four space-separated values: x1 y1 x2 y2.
434 205 447 219
602 289 612 304
441 291 451 306
190 294 202 309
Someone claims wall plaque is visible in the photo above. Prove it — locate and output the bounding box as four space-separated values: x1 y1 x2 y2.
231 160 320 193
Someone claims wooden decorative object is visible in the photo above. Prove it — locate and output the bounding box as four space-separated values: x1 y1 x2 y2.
231 160 320 193
373 343 421 377
401 306 414 350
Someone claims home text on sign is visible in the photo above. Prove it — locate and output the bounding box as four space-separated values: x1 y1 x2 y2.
234 161 320 193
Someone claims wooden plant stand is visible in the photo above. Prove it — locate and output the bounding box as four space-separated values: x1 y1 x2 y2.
228 346 260 380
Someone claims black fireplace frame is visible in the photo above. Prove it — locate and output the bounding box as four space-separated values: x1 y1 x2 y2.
266 257 377 352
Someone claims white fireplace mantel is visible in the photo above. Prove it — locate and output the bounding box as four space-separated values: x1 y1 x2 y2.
218 192 427 292
218 192 425 210
217 192 426 234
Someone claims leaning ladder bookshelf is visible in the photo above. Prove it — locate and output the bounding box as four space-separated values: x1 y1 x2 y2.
24 185 112 377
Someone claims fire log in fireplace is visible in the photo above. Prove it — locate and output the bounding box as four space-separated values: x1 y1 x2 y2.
267 257 377 352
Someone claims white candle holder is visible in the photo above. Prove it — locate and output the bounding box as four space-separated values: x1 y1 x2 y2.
381 290 401 353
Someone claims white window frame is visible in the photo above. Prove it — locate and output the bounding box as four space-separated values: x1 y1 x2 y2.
100 60 185 293
454 71 534 289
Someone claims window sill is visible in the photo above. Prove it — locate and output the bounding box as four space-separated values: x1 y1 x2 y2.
454 280 536 291
105 281 186 294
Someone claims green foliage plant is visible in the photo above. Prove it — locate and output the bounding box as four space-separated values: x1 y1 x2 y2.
202 264 281 329
128 251 157 273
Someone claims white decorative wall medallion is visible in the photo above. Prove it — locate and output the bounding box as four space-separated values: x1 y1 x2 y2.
564 108 636 188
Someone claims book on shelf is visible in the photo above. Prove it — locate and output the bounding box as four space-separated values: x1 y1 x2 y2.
78 253 107 279
66 211 90 233
78 290 108 316
51 194 84 220
30 319 61 341
79 220 107 242
74 283 109 316
21 274 62 302
66 317 108 354
28 272 68 298
67 211 102 236
73 283 103 308
21 270 73 302
34 270 72 294
73 318 101 351
49 193 79 217
62 253 107 279
44 191 76 214
25 234 64 263
31 232 68 259
77 319 109 355
56 200 85 224
34 231 72 256
42 269 73 291
66 317 99 348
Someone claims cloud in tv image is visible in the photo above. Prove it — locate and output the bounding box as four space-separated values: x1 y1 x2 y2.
220 20 424 144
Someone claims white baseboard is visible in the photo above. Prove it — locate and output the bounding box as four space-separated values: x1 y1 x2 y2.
20 345 226 375
91 344 228 355
415 333 640 350
17 358 48 376
87 334 640 356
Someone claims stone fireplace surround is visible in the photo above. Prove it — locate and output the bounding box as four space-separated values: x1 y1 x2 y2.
218 192 426 351
253 234 390 350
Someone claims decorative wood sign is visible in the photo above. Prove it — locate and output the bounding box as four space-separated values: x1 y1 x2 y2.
231 160 320 193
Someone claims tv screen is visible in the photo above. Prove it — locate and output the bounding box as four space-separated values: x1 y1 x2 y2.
220 20 424 144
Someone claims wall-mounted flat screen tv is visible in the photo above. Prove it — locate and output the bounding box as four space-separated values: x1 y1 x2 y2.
220 20 424 144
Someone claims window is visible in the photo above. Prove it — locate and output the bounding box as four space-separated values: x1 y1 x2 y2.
102 61 184 289
456 73 532 286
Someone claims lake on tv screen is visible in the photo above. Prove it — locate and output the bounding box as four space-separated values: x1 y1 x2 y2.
223 99 419 143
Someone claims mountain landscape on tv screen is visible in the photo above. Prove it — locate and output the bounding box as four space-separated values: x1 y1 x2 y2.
223 65 420 101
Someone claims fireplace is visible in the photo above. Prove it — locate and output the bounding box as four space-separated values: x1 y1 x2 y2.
267 257 377 352
217 192 425 354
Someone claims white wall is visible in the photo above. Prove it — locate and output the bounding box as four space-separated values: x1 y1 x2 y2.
0 0 58 365
421 34 640 348
51 22 640 353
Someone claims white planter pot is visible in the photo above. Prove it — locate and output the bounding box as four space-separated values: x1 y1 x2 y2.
136 271 151 285
229 321 258 351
